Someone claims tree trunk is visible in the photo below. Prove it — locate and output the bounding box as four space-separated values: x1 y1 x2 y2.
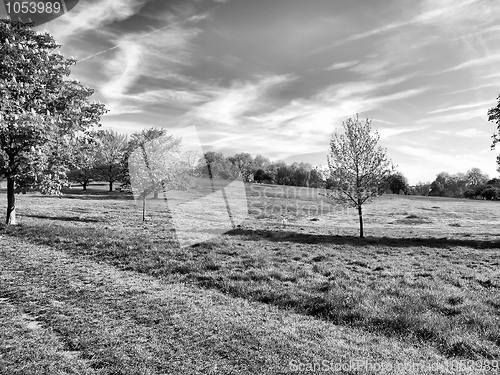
109 181 113 192
357 205 364 238
83 182 87 190
6 176 16 225
153 190 159 199
142 193 146 221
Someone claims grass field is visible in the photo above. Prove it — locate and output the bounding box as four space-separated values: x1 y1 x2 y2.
1 183 499 374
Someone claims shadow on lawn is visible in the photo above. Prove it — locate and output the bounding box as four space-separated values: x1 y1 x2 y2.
23 214 102 223
226 228 500 249
25 193 134 201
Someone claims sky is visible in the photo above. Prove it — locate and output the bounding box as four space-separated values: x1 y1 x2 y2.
12 0 500 184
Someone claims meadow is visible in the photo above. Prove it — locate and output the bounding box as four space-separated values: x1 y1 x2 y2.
0 182 499 374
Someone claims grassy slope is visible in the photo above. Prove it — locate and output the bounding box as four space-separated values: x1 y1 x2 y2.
1 236 455 375
1 184 499 374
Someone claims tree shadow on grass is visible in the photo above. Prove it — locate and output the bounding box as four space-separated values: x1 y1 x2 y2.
23 214 102 223
225 228 500 249
26 193 134 201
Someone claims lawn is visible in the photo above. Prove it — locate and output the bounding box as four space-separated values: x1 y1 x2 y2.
0 183 499 374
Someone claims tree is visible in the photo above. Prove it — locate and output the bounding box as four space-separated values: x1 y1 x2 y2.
465 167 489 187
481 186 500 200
387 172 410 194
252 154 271 171
201 151 228 179
227 153 254 182
183 150 203 177
325 115 394 238
489 94 500 148
412 181 431 196
127 129 190 221
253 169 266 183
67 134 101 190
93 129 127 192
0 20 106 224
309 166 326 188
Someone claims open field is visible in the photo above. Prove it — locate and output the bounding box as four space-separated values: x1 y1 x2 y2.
1 183 499 374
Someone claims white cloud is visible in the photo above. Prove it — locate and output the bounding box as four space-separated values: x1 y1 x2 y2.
436 128 491 138
377 126 429 139
43 0 149 43
325 60 359 71
97 18 203 115
441 53 500 73
428 100 493 114
417 108 486 123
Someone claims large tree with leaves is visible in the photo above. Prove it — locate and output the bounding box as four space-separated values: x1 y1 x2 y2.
0 20 106 224
326 114 394 238
93 129 127 192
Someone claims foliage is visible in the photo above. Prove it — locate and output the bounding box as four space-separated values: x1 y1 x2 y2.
465 167 489 187
387 172 410 194
253 169 270 183
66 134 101 190
0 19 106 224
127 128 191 200
92 129 128 191
488 93 500 149
411 182 431 196
325 114 394 237
227 152 254 182
428 169 489 198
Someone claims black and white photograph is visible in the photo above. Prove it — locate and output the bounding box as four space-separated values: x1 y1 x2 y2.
1 0 499 373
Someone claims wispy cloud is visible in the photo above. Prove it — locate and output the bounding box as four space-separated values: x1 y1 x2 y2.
428 101 493 114
436 128 491 137
417 108 486 123
441 52 500 73
377 126 429 139
325 60 359 71
43 0 149 43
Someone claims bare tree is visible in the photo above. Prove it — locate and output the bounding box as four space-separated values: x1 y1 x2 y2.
326 114 393 238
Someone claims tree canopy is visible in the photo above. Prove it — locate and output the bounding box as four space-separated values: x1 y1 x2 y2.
0 20 107 224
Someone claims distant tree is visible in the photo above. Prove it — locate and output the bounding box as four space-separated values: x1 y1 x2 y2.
481 186 500 200
228 153 254 182
66 135 100 190
93 129 128 192
429 180 445 197
274 162 292 185
412 182 431 196
67 169 95 191
487 178 500 187
253 169 266 183
387 172 410 194
201 151 231 179
325 115 394 238
252 155 271 171
0 20 106 224
308 166 326 188
183 150 203 176
447 173 467 198
465 167 489 187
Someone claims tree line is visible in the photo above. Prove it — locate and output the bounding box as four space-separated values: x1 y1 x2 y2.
408 168 500 200
3 19 500 234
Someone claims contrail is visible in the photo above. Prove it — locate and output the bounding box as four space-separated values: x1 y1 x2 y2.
78 11 215 63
